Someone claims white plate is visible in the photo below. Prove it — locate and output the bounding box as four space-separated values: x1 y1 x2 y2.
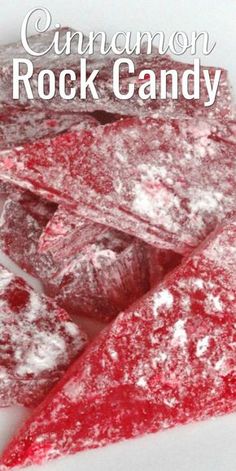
0 1 235 470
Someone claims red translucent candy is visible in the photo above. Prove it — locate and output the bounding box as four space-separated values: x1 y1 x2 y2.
54 233 181 321
0 264 87 408
38 207 182 320
1 218 235 469
0 193 58 283
53 230 147 321
0 194 180 321
0 28 232 120
38 206 182 320
0 118 235 253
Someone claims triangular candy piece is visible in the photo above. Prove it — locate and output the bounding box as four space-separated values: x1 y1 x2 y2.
1 218 235 469
0 118 235 253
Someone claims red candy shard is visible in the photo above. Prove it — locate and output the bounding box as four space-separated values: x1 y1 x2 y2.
37 205 182 320
0 194 58 283
38 206 106 264
0 118 235 253
0 108 98 150
53 230 149 321
0 193 180 321
0 264 87 408
1 218 235 468
43 212 182 319
0 28 232 120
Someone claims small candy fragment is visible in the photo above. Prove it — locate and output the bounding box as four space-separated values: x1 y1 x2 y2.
0 194 180 321
0 264 87 408
53 231 149 321
0 28 232 120
0 118 235 253
54 236 181 321
0 108 98 150
39 207 182 319
37 205 182 320
38 206 107 264
0 194 57 283
1 218 235 468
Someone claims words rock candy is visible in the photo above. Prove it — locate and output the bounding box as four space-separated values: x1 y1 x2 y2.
0 118 235 254
0 28 232 119
1 217 235 468
0 264 87 408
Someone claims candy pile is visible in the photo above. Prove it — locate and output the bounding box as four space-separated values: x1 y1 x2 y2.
0 27 235 470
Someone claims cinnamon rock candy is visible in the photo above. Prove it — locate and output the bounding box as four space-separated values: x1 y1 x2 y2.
0 28 232 119
38 205 107 264
0 194 180 321
0 192 57 283
0 265 87 408
0 117 235 254
1 217 235 469
0 108 98 150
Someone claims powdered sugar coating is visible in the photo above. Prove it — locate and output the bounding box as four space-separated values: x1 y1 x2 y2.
0 264 87 408
0 118 234 253
0 193 58 285
0 108 98 150
1 218 235 469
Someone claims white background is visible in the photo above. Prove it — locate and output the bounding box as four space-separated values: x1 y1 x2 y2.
0 1 236 471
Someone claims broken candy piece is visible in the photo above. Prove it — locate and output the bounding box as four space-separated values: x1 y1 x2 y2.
0 108 98 150
146 246 183 286
0 117 235 253
0 264 87 408
0 28 232 120
1 218 235 468
0 194 58 284
0 194 175 321
38 209 181 320
67 117 236 254
52 228 182 321
53 231 150 321
38 206 107 264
